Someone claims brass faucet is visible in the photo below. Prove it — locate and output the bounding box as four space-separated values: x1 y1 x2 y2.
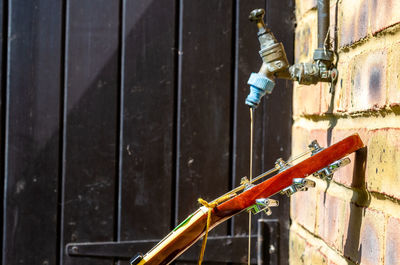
246 8 338 108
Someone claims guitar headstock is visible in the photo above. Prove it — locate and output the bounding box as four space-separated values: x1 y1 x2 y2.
216 134 364 216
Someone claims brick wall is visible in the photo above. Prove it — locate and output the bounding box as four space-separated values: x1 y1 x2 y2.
290 0 400 264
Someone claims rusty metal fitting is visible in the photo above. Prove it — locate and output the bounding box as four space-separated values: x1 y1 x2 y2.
259 42 289 74
313 48 334 62
246 7 339 107
249 8 289 76
289 62 337 85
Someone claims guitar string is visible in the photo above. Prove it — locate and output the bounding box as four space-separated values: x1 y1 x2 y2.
210 148 312 205
140 140 313 261
248 107 254 265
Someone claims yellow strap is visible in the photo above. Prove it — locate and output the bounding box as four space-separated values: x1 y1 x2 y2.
197 198 217 265
197 194 232 265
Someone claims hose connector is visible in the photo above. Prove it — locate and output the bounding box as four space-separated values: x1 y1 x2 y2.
245 73 275 108
245 9 287 108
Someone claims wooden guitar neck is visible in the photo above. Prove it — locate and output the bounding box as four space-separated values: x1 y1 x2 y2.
133 134 364 265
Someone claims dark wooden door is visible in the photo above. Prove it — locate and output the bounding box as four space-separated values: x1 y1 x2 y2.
0 0 294 264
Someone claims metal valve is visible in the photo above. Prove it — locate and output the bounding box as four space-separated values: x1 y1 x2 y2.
249 9 268 34
280 178 316 197
248 9 289 74
246 6 338 108
247 198 279 216
245 9 289 108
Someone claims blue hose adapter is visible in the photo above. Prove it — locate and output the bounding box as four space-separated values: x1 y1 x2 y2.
245 73 275 108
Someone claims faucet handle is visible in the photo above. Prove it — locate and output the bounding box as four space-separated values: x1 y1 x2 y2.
249 9 268 34
249 9 265 21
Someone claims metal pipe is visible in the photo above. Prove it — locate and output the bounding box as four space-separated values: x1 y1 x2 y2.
317 0 330 49
246 5 338 106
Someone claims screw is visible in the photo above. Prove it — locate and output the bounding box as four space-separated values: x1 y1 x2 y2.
269 244 276 254
71 246 79 254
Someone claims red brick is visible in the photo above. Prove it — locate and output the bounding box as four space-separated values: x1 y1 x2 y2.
316 192 348 252
385 216 400 265
328 255 352 265
331 128 370 147
320 83 333 114
309 248 328 264
295 0 317 18
292 125 311 155
309 128 328 148
366 128 400 200
359 208 385 265
349 50 387 112
342 203 364 262
290 229 329 265
332 58 352 113
289 231 310 265
293 83 321 116
295 21 314 63
291 187 318 233
331 128 369 188
343 207 385 265
370 0 400 34
339 0 369 47
387 42 400 107
333 152 357 186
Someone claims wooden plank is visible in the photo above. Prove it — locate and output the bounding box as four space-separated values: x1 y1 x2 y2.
119 0 175 242
2 0 62 264
61 0 120 264
261 1 294 264
0 0 4 263
232 0 267 235
176 0 233 236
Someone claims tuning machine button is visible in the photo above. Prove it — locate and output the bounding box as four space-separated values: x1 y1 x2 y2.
247 198 279 216
308 140 324 155
241 176 255 191
280 178 316 197
313 157 351 180
275 158 290 172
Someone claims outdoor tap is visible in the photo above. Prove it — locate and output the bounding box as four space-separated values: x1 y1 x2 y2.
245 9 289 108
246 6 338 108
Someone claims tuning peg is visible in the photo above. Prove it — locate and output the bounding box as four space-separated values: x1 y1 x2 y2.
313 157 351 180
308 140 324 155
240 176 250 185
296 178 316 188
241 176 256 191
280 178 316 197
256 198 279 207
275 158 290 172
247 198 279 215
